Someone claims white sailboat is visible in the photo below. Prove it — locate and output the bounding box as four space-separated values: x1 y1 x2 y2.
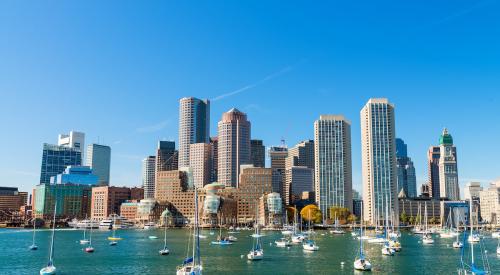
381 196 395 256
413 203 425 234
40 202 57 275
177 187 202 275
274 237 291 247
108 214 122 245
247 206 263 261
453 212 464 249
303 209 319 251
30 219 38 250
354 201 372 271
85 221 94 253
422 202 434 244
159 216 170 255
440 211 454 238
467 206 480 243
496 239 500 256
291 207 305 244
329 213 345 234
79 215 90 245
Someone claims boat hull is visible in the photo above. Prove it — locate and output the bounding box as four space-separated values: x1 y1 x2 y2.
176 265 202 275
40 265 56 275
354 259 372 271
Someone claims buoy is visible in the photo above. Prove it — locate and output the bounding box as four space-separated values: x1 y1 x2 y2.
240 255 244 258
341 262 345 265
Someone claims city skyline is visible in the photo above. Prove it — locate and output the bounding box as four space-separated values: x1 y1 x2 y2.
1 1 499 194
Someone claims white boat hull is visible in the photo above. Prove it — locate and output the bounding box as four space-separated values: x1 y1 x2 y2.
79 240 90 245
247 249 264 260
422 238 434 244
303 244 319 251
40 265 56 275
176 265 202 275
367 237 385 244
453 241 463 248
354 259 372 271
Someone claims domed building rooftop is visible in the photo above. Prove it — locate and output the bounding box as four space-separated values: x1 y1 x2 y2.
439 128 453 145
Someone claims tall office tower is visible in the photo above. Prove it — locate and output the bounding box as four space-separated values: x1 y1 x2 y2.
360 98 398 225
237 166 273 223
189 143 212 188
314 115 353 218
210 137 218 182
269 145 288 201
427 146 441 198
395 138 417 198
250 139 266 168
285 166 314 205
178 97 210 168
217 108 251 187
58 131 85 161
156 141 178 172
286 140 315 170
40 143 82 184
438 129 460 200
464 182 483 201
142 156 156 199
86 144 111 186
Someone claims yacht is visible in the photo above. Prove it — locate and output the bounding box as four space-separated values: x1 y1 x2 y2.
40 203 57 275
354 202 372 271
144 222 157 230
275 238 291 247
99 219 113 230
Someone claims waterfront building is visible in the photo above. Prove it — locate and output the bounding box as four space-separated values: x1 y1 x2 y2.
269 145 288 201
438 129 460 200
427 146 441 198
156 141 178 172
314 115 353 218
398 196 441 223
200 183 237 227
189 143 212 188
0 187 27 211
142 156 156 199
352 198 362 218
217 108 251 187
464 182 483 201
34 183 92 219
479 180 500 226
178 97 210 168
91 186 143 220
119 200 139 221
250 139 266 168
50 166 98 186
285 166 314 205
40 143 82 184
258 192 283 228
85 144 111 186
360 98 398 225
155 170 195 225
236 165 273 224
210 137 218 182
396 138 417 198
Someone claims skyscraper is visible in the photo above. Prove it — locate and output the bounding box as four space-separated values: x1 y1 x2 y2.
438 129 460 200
155 141 178 172
142 156 156 199
360 98 398 225
250 139 265 168
285 166 313 205
40 143 82 184
86 144 111 186
395 138 417 198
178 97 210 168
189 143 212 188
217 108 251 187
314 115 353 217
427 146 441 198
286 140 314 170
58 131 85 162
210 137 218 182
269 145 288 201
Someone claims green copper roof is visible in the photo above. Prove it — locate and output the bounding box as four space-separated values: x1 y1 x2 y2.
439 128 453 145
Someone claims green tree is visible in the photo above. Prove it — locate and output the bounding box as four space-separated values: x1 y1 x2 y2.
300 205 323 223
329 207 351 224
347 214 357 224
400 211 408 224
408 216 416 225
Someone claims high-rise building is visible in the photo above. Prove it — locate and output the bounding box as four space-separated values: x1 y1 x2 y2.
438 129 460 200
269 145 288 201
86 144 111 186
156 141 178 172
395 138 417 198
40 143 82 184
50 166 99 186
217 108 251 187
178 97 210 168
360 98 398 225
189 143 212 188
285 166 314 205
314 115 353 217
91 186 143 220
427 146 441 198
58 131 85 152
155 170 195 225
250 139 265 168
464 182 483 201
479 180 500 226
236 165 273 223
0 187 28 211
286 140 314 170
210 137 218 182
142 156 156 199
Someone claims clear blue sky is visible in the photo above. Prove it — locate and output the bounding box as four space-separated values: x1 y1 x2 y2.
1 1 499 195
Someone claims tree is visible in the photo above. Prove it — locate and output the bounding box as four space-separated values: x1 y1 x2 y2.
300 205 322 224
400 211 408 224
285 207 296 224
347 214 357 224
329 207 351 224
408 216 416 225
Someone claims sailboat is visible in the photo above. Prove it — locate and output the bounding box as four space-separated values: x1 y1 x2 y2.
211 215 232 245
176 187 203 275
303 209 319 251
330 213 345 234
80 215 90 245
422 202 434 244
458 200 490 275
440 211 455 238
40 202 57 275
467 206 480 243
413 203 425 234
381 196 395 256
85 221 95 253
247 205 264 261
108 215 122 245
354 201 372 271
496 239 500 256
281 212 293 236
453 212 464 249
291 207 305 244
30 219 38 250
159 216 170 255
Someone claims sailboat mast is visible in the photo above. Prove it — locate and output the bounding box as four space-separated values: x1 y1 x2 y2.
49 202 57 263
469 199 474 265
193 187 200 266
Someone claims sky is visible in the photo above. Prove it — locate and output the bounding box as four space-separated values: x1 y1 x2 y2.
0 1 499 195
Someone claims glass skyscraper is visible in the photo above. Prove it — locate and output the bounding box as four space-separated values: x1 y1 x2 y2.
86 144 111 186
40 143 82 184
395 138 417 198
178 97 210 168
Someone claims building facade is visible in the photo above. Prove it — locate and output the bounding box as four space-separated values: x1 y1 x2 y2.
217 108 251 187
58 131 85 157
155 170 195 225
464 182 483 201
314 115 353 218
285 166 314 205
479 181 500 226
286 140 315 171
269 145 288 202
50 166 99 185
250 139 266 168
236 166 273 224
178 97 210 168
34 183 92 219
142 156 156 199
0 187 27 211
210 137 218 182
156 141 178 173
395 138 417 198
189 143 212 188
40 143 82 184
85 144 111 186
360 98 398 225
438 129 460 200
427 146 441 198
91 186 141 220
